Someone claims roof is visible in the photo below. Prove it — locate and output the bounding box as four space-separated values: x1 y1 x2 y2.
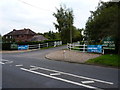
4 28 36 36
29 35 48 41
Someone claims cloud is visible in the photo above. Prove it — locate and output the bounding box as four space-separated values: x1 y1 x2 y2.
0 0 110 35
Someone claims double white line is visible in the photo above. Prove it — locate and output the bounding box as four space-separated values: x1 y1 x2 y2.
0 62 5 64
20 65 114 90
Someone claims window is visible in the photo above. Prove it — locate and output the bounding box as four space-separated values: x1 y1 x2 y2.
10 36 12 38
6 36 8 39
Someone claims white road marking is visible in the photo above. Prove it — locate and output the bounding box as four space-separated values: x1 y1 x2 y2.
29 67 39 71
81 81 95 84
30 65 113 85
20 68 102 90
5 61 13 64
0 62 5 64
50 72 61 76
30 65 36 68
1 59 13 64
15 64 23 67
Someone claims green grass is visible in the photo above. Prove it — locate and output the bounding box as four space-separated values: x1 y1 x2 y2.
86 54 120 67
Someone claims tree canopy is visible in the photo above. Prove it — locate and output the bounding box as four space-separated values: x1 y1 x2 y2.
84 2 119 53
84 2 118 41
53 5 83 43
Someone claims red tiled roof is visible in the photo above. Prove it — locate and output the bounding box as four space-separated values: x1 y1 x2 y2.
4 28 36 36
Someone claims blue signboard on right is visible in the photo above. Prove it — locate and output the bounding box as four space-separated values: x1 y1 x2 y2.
87 45 102 53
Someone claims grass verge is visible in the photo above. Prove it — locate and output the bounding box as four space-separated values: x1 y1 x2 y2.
85 54 120 67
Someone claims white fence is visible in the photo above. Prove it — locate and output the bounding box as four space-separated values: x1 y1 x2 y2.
67 43 87 52
28 41 62 49
67 43 104 54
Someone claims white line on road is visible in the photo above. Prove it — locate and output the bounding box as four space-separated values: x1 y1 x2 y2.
1 59 13 64
30 65 114 85
20 68 102 90
30 65 36 68
5 61 13 64
50 72 61 76
0 62 5 64
30 67 39 71
15 64 23 67
81 81 95 84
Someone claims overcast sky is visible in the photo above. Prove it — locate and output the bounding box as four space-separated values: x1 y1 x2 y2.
0 0 110 36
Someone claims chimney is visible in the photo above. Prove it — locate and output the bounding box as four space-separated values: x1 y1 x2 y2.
13 29 16 31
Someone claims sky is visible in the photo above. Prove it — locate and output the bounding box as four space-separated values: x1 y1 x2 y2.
0 0 111 36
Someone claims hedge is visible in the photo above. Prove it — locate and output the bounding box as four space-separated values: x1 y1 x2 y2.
2 39 61 50
17 39 60 45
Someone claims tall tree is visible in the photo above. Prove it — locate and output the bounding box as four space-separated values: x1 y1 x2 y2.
84 2 119 53
85 2 118 40
53 5 74 43
41 31 60 40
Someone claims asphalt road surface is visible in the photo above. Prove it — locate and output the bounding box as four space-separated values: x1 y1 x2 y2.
1 46 119 89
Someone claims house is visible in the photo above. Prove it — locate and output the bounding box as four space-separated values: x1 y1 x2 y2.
3 28 48 42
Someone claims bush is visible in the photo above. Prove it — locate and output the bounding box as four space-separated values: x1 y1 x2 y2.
17 39 60 45
2 39 61 50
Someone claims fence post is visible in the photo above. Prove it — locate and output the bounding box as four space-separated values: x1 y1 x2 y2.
67 43 69 49
54 41 56 47
61 41 62 45
58 41 59 46
39 44 40 49
70 43 71 50
72 43 74 49
47 43 48 47
102 49 104 54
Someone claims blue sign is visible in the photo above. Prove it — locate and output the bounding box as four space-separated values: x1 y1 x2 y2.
18 45 28 50
87 45 102 53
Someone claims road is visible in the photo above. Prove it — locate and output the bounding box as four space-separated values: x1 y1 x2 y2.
1 45 119 89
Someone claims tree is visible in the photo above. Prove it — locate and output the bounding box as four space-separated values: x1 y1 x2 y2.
72 27 83 42
84 2 119 53
40 31 60 40
53 5 74 43
85 2 118 40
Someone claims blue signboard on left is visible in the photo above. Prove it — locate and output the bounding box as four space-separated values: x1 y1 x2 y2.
87 45 102 53
18 45 28 50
